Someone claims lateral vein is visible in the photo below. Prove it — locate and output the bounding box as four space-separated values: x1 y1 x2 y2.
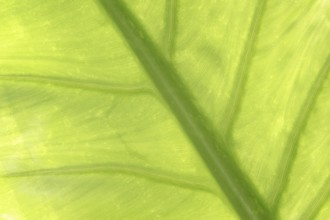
270 53 330 211
300 176 330 220
222 0 267 137
3 163 218 197
0 74 153 95
164 0 177 59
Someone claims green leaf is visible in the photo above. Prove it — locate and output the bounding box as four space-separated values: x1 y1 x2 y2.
0 0 329 219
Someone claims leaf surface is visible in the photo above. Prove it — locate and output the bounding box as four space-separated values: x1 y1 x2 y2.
0 0 329 219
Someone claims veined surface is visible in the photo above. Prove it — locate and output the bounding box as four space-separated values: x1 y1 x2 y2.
0 0 329 219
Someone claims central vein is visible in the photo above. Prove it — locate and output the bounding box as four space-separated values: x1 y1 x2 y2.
98 1 272 219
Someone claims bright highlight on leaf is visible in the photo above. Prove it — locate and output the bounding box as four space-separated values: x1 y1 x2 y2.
0 0 329 219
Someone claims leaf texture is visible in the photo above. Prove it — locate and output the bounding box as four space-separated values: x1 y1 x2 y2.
0 0 329 219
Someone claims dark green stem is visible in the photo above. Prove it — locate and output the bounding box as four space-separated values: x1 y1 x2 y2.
98 1 272 219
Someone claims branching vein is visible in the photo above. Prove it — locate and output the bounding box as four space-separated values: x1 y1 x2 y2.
2 163 218 197
300 176 330 220
164 0 177 59
222 0 267 137
270 53 330 212
0 74 153 95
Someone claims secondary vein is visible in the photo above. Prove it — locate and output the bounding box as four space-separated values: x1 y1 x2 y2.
300 176 330 220
270 53 330 212
164 0 177 59
3 163 218 197
222 0 267 137
97 1 271 219
0 74 153 95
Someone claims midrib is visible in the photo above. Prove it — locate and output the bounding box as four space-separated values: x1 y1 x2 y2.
98 0 271 219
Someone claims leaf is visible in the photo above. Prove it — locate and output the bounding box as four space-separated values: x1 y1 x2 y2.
0 0 329 219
